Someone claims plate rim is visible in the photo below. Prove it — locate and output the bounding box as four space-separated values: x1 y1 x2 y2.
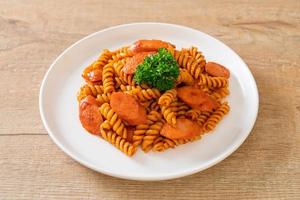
39 22 259 181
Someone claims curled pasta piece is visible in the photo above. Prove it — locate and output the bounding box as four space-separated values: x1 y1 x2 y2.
170 101 189 117
210 87 230 102
115 77 126 87
146 100 160 113
158 89 177 106
161 105 177 126
77 84 104 101
203 102 230 132
96 49 113 67
186 109 202 120
131 88 161 101
102 64 115 93
132 111 162 147
139 100 152 108
82 49 112 81
198 74 228 88
110 47 134 62
141 121 164 152
152 135 201 152
120 71 135 85
182 46 206 66
196 111 212 126
99 103 127 139
113 59 126 77
96 93 111 105
199 84 212 94
176 69 195 85
173 50 205 79
132 124 148 147
120 84 142 92
100 121 136 156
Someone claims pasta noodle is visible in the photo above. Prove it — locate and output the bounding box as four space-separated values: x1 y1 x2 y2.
100 121 136 156
102 63 115 93
132 111 162 147
77 84 104 101
158 89 177 106
210 87 230 102
203 102 230 132
77 40 231 156
152 135 201 152
82 49 112 82
160 105 177 125
130 88 161 101
196 111 212 126
182 46 206 66
110 47 134 62
96 93 111 105
173 50 205 79
176 69 195 85
141 121 164 152
99 103 127 139
198 74 228 88
186 109 202 120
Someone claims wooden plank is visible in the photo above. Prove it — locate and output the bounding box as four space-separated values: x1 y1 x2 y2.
0 135 299 199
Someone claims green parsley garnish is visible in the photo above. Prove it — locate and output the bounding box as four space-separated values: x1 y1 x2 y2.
134 48 179 91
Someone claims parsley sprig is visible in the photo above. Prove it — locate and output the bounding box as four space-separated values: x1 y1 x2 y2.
134 48 179 91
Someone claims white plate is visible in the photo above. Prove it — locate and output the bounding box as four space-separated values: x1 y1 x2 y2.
39 22 259 181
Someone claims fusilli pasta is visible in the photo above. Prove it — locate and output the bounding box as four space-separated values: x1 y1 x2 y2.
203 102 230 132
77 39 231 156
99 103 127 139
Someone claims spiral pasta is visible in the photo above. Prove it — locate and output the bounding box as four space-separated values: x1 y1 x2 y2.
77 84 104 101
132 111 162 147
186 109 202 120
158 89 177 106
96 93 111 105
160 105 177 126
196 111 212 126
176 69 195 85
149 100 160 112
173 50 205 79
119 71 135 85
210 87 230 102
182 46 206 66
198 74 228 88
113 59 126 77
203 102 230 132
141 121 164 152
77 40 231 156
110 47 134 62
82 49 112 81
170 101 190 117
100 121 136 156
130 88 161 101
99 103 127 139
102 64 115 93
120 84 142 92
152 135 201 152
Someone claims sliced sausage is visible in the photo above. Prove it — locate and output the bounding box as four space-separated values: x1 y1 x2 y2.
205 62 230 78
130 39 175 54
79 95 103 135
122 51 156 74
177 86 218 111
161 118 203 139
110 92 147 125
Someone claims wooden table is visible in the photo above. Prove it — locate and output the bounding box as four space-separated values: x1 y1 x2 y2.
1 0 299 199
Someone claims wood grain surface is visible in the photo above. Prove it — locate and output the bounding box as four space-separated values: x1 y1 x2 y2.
0 0 299 199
